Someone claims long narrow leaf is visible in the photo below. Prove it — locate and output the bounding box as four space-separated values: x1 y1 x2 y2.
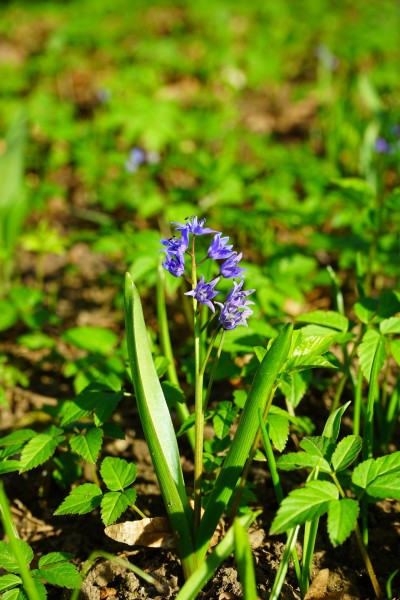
124 274 196 576
196 324 293 560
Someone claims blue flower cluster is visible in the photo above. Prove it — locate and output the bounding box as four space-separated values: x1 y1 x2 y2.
161 217 254 330
375 126 400 154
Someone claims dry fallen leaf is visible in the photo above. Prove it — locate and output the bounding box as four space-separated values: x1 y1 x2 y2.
105 517 176 549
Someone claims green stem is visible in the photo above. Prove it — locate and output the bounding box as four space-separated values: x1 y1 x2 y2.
269 526 301 600
202 329 225 412
353 369 363 437
0 482 41 600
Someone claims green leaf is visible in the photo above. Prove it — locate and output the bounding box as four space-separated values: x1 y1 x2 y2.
0 540 33 573
270 480 338 534
1 588 21 600
37 561 81 588
0 461 20 475
390 339 400 366
60 385 123 427
358 330 386 383
38 552 73 567
100 488 137 526
26 576 47 600
267 413 290 452
331 435 362 472
197 324 293 561
295 311 349 333
322 401 351 441
285 334 337 372
354 297 378 324
54 483 102 515
100 457 137 491
233 519 258 600
276 452 331 473
19 428 65 472
69 428 103 464
0 430 36 447
327 498 359 546
161 381 186 407
0 301 18 332
352 452 400 499
380 317 400 335
62 326 118 355
124 273 196 573
0 574 22 593
300 436 335 459
279 371 309 408
212 402 239 439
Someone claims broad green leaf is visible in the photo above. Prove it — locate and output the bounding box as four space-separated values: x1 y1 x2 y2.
54 483 102 515
197 324 293 561
300 436 335 459
100 488 137 526
124 274 196 573
38 552 73 567
276 452 331 473
0 574 22 593
331 435 362 472
267 413 289 452
358 330 386 383
285 355 336 372
279 371 309 408
233 519 258 600
391 339 400 366
0 301 18 332
352 452 400 496
69 427 103 464
270 480 338 534
322 401 351 441
161 381 186 407
213 402 239 439
367 474 400 499
62 326 118 355
0 430 36 447
37 561 81 588
100 457 137 491
0 540 33 572
295 311 349 333
1 588 21 600
19 428 64 472
327 498 359 546
354 298 378 324
0 461 20 475
380 317 400 335
332 177 374 196
60 385 123 427
26 576 47 600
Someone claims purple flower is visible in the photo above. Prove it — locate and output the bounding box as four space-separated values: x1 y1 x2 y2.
226 280 255 306
220 252 246 279
185 276 220 312
216 302 253 330
208 233 234 260
173 216 217 248
125 148 146 173
375 137 391 154
161 235 189 254
162 251 185 277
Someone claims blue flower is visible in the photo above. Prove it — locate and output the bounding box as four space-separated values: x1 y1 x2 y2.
161 235 189 254
125 148 147 173
375 137 391 154
185 276 220 312
162 251 185 278
220 252 246 279
173 216 217 248
208 233 234 260
226 280 255 305
215 281 254 330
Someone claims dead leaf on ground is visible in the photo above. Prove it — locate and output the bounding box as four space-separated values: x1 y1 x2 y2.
105 517 176 549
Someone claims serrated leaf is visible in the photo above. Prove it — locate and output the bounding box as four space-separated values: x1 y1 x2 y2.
331 435 362 472
100 457 137 491
19 428 64 472
327 498 359 546
100 489 137 526
212 402 239 439
54 483 102 515
295 311 349 333
267 413 289 452
279 371 309 408
285 334 337 372
270 480 338 534
322 401 351 441
354 297 379 324
391 339 400 366
38 552 73 568
37 561 81 588
276 452 331 473
352 452 400 497
0 574 22 593
69 427 103 464
0 430 36 447
0 540 33 572
0 461 20 475
61 385 123 427
1 588 21 600
300 436 335 459
358 330 386 383
380 317 400 335
27 576 47 600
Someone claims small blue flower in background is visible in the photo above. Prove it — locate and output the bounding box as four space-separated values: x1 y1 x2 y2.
125 147 160 173
375 137 391 154
125 148 147 173
220 252 246 279
208 233 234 260
96 89 112 103
185 276 220 312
